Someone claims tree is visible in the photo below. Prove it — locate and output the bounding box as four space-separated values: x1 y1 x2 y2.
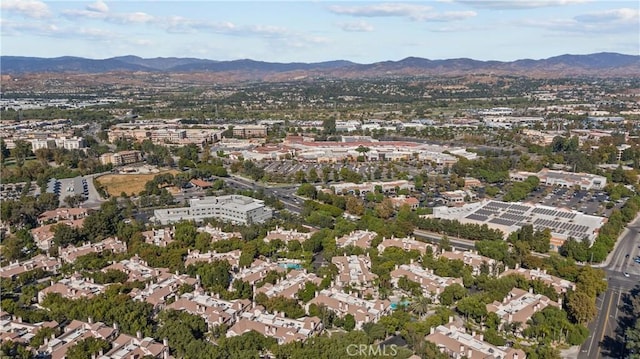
410 296 431 320
11 140 32 167
440 235 452 251
323 118 336 135
0 139 10 164
66 337 111 359
63 194 86 208
375 198 394 219
343 314 356 331
439 283 466 305
345 195 365 216
297 281 318 303
575 266 607 298
566 291 597 325
297 183 317 199
457 295 487 322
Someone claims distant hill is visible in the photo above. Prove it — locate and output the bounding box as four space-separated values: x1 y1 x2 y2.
1 52 638 78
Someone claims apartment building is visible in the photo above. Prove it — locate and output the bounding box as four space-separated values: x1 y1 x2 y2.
0 255 61 279
31 219 85 251
59 237 127 263
103 256 169 282
426 322 526 359
500 266 576 295
377 236 434 255
38 273 106 303
255 269 321 299
227 309 322 344
331 255 377 290
142 227 175 247
153 195 272 225
0 312 58 344
335 230 378 249
306 288 391 330
99 150 143 166
486 288 560 330
38 319 118 359
263 226 313 243
166 290 251 328
30 136 86 151
104 333 172 359
440 249 496 276
390 264 463 300
129 272 198 309
235 259 287 285
38 207 91 225
185 249 242 269
197 224 242 241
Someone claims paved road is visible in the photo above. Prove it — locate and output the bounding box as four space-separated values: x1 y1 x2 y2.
580 215 640 359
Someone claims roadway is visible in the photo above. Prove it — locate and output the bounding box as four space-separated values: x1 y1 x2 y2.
185 174 303 215
581 215 640 359
414 223 640 359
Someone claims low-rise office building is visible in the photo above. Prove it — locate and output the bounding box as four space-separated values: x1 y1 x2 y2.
153 195 272 225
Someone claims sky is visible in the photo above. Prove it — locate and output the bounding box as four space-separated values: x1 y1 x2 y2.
1 0 639 64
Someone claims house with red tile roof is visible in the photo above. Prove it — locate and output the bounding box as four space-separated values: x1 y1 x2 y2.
38 319 118 359
0 255 61 279
38 273 107 303
486 287 560 331
426 322 526 359
59 237 126 263
255 269 321 300
185 249 242 269
227 308 322 345
306 288 391 330
390 264 463 300
166 290 251 328
335 230 377 249
377 236 434 255
38 207 91 225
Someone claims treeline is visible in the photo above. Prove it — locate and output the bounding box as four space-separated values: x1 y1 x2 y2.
416 217 504 241
503 176 539 202
562 195 640 263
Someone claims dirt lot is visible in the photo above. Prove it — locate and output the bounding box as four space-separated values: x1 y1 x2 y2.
96 170 180 196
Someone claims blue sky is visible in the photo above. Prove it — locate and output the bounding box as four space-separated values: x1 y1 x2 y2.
2 0 638 63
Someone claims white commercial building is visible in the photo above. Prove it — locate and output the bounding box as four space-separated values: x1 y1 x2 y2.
153 195 272 225
432 199 606 250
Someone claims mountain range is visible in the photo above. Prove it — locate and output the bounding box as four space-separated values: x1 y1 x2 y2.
1 52 639 79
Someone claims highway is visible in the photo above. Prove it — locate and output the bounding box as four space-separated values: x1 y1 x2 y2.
581 215 640 359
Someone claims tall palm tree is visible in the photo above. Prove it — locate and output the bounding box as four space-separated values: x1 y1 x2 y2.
410 295 431 320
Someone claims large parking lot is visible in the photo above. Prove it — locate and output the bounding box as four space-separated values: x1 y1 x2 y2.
526 186 623 217
261 160 431 182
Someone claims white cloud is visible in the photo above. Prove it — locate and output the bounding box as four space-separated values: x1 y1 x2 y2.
455 0 589 9
328 3 434 19
62 8 155 25
86 0 109 13
429 24 493 32
1 0 50 18
575 8 639 24
327 3 475 21
338 20 375 32
520 7 639 33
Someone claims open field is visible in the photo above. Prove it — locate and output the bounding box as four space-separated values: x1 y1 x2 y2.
96 170 180 196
